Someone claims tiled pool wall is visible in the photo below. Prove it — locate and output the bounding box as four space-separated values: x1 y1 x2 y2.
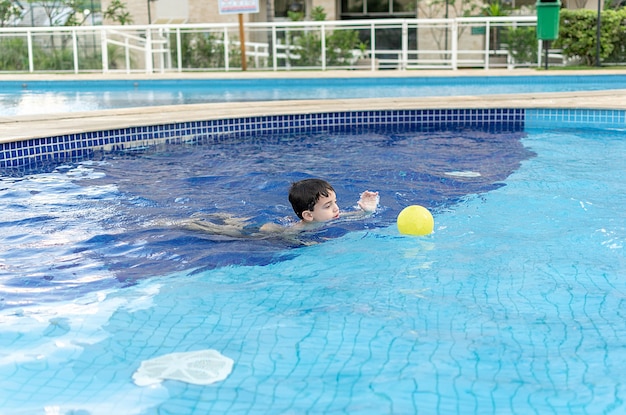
1 108 625 169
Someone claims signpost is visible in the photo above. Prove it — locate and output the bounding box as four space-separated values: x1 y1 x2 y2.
218 0 260 71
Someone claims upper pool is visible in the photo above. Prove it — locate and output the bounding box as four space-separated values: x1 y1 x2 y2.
2 74 626 116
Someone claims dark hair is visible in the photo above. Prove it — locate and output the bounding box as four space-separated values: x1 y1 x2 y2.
288 179 335 219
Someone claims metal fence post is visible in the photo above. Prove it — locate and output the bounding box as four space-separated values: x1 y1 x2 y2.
224 27 230 72
485 20 491 69
176 28 182 72
370 23 376 71
401 20 408 70
27 29 34 73
451 19 458 70
72 29 79 74
101 29 109 73
321 23 326 71
272 25 277 71
145 28 153 73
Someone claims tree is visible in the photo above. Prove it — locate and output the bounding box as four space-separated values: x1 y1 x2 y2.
418 0 483 57
0 0 22 27
23 0 74 26
482 0 510 51
103 0 133 25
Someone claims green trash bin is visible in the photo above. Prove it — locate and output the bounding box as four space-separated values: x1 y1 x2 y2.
536 0 561 40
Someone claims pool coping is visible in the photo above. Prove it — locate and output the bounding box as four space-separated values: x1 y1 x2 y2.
2 87 626 144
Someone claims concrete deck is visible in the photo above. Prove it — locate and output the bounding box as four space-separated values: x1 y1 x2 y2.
1 69 626 144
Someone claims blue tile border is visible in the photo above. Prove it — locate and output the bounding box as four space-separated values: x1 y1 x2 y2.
2 108 625 170
526 108 626 129
0 109 524 169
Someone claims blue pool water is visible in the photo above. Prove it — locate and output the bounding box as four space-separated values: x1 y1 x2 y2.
0 119 625 414
1 74 626 115
0 126 531 307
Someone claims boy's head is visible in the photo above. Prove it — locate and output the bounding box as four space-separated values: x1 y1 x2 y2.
288 179 339 223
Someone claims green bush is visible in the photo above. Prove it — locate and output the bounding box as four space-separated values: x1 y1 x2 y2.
0 36 102 72
175 32 244 69
326 29 360 66
0 37 29 70
33 48 74 71
287 6 360 68
293 31 322 66
290 28 360 67
606 9 626 62
503 27 537 64
555 8 626 65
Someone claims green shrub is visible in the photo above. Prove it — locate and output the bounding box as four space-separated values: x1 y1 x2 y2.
326 29 360 66
178 32 224 68
287 6 360 68
606 8 626 62
504 27 537 64
555 8 626 65
33 48 74 71
294 31 322 66
0 37 29 70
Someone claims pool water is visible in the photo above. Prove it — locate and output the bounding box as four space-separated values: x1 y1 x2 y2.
2 74 626 115
1 123 625 414
0 126 530 307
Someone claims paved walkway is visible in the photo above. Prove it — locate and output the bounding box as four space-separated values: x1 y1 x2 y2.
1 70 626 143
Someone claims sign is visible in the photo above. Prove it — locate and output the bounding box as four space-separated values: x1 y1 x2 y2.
218 0 259 14
471 27 486 35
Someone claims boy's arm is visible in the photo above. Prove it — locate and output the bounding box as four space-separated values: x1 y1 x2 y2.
259 222 284 233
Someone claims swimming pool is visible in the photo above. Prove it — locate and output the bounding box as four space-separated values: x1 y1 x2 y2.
2 73 626 116
0 76 625 414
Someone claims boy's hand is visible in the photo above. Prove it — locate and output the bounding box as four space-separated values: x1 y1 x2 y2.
357 190 379 212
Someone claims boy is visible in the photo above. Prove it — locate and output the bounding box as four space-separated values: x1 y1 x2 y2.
260 178 378 232
172 178 379 236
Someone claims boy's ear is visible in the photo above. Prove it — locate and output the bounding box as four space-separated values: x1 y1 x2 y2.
301 210 314 222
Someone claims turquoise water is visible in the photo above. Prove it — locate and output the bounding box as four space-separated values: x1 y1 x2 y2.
0 126 624 414
1 74 626 115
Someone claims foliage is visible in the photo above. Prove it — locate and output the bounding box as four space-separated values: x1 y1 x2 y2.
289 6 326 21
287 11 304 21
175 31 242 69
555 8 626 65
287 6 361 68
418 0 482 54
180 32 224 68
106 43 127 70
326 29 360 65
482 0 509 17
310 6 327 21
605 0 626 9
103 0 133 25
0 37 29 70
418 0 481 19
293 30 321 66
503 27 537 64
0 0 102 49
74 0 101 12
33 47 74 70
606 9 626 62
0 0 21 27
18 0 86 27
482 0 510 51
0 30 105 72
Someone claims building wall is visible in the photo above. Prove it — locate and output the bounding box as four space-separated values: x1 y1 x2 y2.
101 0 339 25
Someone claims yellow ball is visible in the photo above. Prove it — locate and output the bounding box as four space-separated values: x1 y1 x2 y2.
397 205 434 236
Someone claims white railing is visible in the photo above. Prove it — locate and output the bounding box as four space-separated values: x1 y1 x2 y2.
0 16 553 74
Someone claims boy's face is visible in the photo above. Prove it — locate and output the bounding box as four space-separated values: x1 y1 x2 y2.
302 190 340 223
